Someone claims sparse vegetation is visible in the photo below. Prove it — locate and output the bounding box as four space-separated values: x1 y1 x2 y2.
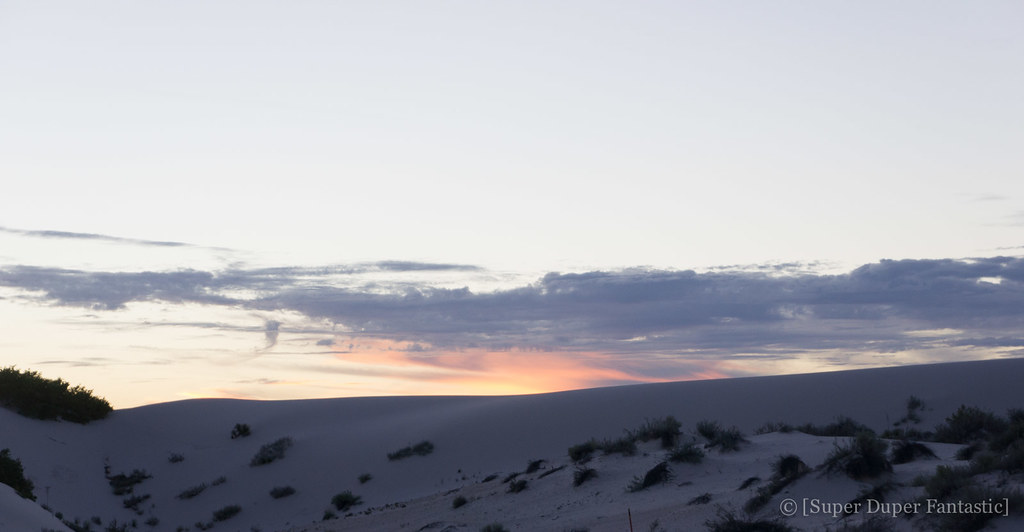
122 493 150 513
212 504 241 522
231 423 251 439
177 483 207 500
627 461 671 492
452 495 468 509
358 473 372 484
0 448 35 500
822 432 892 480
573 467 597 487
250 437 293 466
568 440 600 463
890 440 937 464
797 416 873 437
633 416 683 449
0 366 112 423
507 479 528 493
331 490 363 511
168 453 184 464
270 485 296 499
525 459 546 474
107 468 151 496
668 441 705 464
745 455 809 513
688 492 712 505
387 440 435 461
481 524 510 532
933 405 1007 444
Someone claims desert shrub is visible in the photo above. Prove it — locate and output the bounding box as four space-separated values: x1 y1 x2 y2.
923 484 1024 532
890 440 937 464
144 517 158 527
123 493 150 512
573 466 597 487
696 420 721 441
270 486 295 499
230 423 251 439
601 435 637 456
633 416 683 449
358 473 372 484
177 483 207 500
250 437 293 466
688 492 712 505
452 495 468 509
104 520 130 532
895 395 925 426
0 366 112 423
668 441 705 464
525 459 546 474
772 454 808 481
107 469 151 496
627 462 671 492
956 442 983 461
713 427 747 452
211 475 227 486
331 490 362 511
989 411 1024 452
822 432 892 480
745 455 808 513
568 440 600 462
481 524 509 532
168 453 184 464
933 405 1007 444
705 507 796 532
212 504 241 522
754 421 793 435
482 473 499 482
738 476 760 490
0 448 35 500
387 440 434 461
507 479 528 493
797 416 873 437
924 465 973 500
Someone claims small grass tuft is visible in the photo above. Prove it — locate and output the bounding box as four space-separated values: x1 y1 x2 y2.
627 462 671 492
331 490 363 511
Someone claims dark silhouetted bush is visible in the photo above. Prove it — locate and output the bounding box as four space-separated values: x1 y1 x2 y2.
0 366 111 423
452 495 468 509
823 432 892 480
627 462 671 492
668 441 705 464
481 524 509 532
507 479 527 493
230 423 251 439
933 405 1007 444
358 472 372 484
250 437 293 466
212 504 241 522
633 416 683 449
573 467 597 487
168 453 184 464
270 486 295 499
177 483 207 500
331 490 362 511
0 448 35 500
891 440 937 464
387 440 434 461
107 469 151 496
797 416 873 437
568 440 599 463
525 459 545 474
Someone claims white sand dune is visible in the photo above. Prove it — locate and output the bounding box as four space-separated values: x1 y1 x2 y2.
3 358 1024 531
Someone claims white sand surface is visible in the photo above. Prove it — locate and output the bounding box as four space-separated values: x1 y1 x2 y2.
3 358 1024 531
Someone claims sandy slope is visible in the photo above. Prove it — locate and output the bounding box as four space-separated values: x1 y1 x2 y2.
2 358 1024 532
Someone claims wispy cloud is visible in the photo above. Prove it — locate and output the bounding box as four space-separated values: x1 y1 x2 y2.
2 256 1023 363
0 225 195 248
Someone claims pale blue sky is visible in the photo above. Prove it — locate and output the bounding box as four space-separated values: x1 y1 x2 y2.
1 2 1022 406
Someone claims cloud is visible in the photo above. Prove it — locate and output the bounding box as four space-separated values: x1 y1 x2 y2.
0 225 194 248
2 256 1023 363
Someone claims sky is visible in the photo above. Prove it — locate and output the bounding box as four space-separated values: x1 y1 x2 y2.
1 1 1023 408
